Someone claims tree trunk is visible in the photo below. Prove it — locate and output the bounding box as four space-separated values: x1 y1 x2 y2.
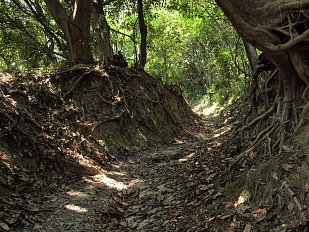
44 0 93 64
215 0 309 146
137 0 147 69
92 0 113 65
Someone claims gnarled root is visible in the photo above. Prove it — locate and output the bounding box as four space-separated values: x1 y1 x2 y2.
295 101 309 133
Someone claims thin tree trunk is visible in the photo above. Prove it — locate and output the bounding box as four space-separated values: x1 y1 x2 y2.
93 0 113 65
137 0 147 69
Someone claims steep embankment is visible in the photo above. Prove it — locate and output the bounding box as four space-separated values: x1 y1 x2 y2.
0 66 197 231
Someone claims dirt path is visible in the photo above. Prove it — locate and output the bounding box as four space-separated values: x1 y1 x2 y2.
28 117 227 231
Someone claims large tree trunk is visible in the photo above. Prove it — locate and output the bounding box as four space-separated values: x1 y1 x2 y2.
215 0 309 147
44 0 93 64
137 0 147 69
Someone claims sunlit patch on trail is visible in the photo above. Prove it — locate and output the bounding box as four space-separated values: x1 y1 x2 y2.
64 204 88 213
193 102 218 116
84 174 127 190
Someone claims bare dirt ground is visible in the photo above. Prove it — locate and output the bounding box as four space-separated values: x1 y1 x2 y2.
22 116 229 232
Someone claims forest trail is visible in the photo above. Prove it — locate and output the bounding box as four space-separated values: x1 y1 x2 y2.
28 115 229 232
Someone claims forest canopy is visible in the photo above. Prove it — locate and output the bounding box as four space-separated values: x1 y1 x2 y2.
0 0 249 103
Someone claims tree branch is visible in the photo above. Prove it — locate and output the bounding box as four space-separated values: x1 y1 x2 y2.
266 28 309 52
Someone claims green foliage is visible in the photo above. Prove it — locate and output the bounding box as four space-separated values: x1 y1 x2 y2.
142 0 250 104
0 1 55 72
0 0 251 106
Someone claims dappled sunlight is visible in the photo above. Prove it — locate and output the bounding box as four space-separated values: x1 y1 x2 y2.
234 190 250 207
82 173 128 191
0 73 14 83
64 204 88 213
192 97 221 116
93 174 127 190
194 103 219 116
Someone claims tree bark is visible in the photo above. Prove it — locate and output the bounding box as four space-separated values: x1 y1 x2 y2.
44 0 93 64
243 41 258 71
215 0 309 146
137 0 147 69
93 0 113 65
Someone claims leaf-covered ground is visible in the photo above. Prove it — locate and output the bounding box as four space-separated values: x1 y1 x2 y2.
1 68 309 231
16 115 230 232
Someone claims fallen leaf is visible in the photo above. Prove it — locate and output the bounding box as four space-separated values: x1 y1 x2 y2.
251 208 267 217
282 164 294 172
0 222 10 231
34 224 43 229
287 202 294 211
119 221 127 227
304 183 309 192
234 195 245 207
206 216 216 223
213 192 223 199
243 224 252 232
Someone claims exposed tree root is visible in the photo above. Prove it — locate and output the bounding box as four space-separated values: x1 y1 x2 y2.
273 174 305 223
228 122 278 170
295 101 309 133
